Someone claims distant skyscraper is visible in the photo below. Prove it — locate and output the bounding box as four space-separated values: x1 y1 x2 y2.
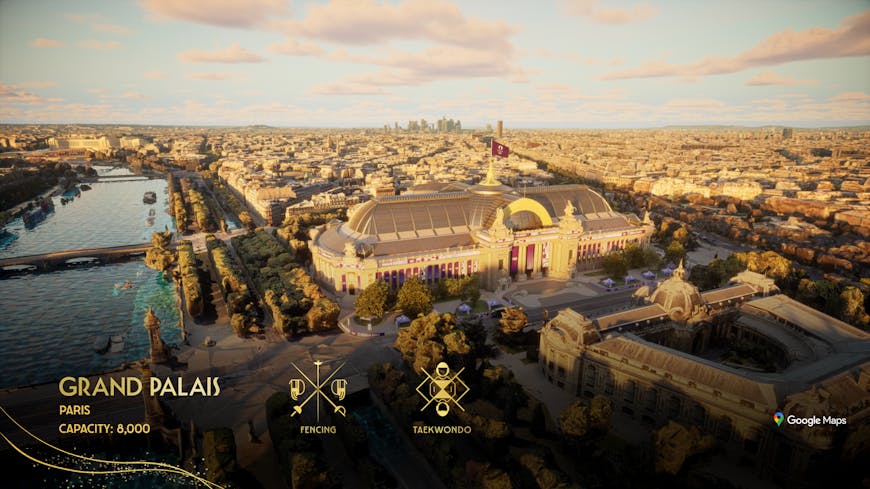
497 120 503 139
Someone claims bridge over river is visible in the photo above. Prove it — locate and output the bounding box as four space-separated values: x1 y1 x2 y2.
0 242 175 272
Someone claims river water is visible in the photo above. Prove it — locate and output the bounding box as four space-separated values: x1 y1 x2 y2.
0 166 181 389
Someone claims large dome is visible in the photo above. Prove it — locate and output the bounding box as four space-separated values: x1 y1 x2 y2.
649 261 704 321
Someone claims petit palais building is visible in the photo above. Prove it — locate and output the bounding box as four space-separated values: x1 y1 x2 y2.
539 264 870 486
308 164 653 295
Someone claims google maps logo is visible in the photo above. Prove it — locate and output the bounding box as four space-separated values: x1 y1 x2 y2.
773 412 784 426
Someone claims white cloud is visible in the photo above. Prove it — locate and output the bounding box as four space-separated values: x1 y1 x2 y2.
746 71 818 86
828 91 870 102
562 0 657 24
179 43 265 63
78 40 122 50
185 72 230 80
603 10 870 80
32 38 63 48
0 83 63 104
141 0 288 28
282 0 516 52
308 83 387 95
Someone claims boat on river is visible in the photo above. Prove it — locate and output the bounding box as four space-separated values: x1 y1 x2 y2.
143 191 157 204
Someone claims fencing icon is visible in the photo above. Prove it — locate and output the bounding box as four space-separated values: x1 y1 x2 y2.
416 362 470 417
288 360 347 422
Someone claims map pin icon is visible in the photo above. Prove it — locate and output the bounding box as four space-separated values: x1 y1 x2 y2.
774 412 784 426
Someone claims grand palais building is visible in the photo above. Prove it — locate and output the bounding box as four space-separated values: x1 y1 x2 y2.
308 164 654 295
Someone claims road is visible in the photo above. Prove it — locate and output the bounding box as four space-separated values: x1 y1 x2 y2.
522 288 638 325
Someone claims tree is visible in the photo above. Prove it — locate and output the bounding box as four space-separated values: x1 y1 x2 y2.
394 312 472 375
559 401 590 440
559 395 611 444
396 276 433 318
589 395 612 431
839 286 870 330
654 420 715 475
601 253 628 280
355 281 390 319
672 226 690 246
306 297 340 331
622 243 645 269
499 307 528 336
664 240 686 265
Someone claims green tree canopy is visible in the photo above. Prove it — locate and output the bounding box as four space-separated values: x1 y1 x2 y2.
355 281 390 319
602 253 628 280
396 276 433 318
664 240 686 265
394 312 472 374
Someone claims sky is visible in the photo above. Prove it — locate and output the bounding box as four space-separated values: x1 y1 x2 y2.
1 0 869 128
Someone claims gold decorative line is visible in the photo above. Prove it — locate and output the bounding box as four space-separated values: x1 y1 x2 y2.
0 406 222 488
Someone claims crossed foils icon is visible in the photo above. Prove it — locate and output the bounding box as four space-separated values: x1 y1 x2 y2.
289 360 347 423
416 362 470 417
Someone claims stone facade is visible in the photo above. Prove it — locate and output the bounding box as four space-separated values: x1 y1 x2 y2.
309 165 653 295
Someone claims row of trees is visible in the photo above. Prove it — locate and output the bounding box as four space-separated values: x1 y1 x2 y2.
170 184 189 234
601 242 662 280
201 170 254 229
355 274 482 321
278 209 346 266
177 240 203 317
205 234 256 336
232 230 339 336
186 187 219 233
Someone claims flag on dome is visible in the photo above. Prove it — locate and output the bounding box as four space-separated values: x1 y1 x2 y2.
492 141 509 158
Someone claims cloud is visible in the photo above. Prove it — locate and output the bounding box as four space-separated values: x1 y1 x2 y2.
282 0 517 52
92 23 132 35
0 83 63 104
21 81 57 88
78 40 122 50
179 43 265 63
308 82 387 95
312 45 529 93
534 49 624 66
143 71 171 80
119 91 149 99
603 10 870 80
141 0 288 28
745 71 818 86
562 0 657 24
269 38 325 56
185 72 229 80
32 38 63 48
828 91 870 102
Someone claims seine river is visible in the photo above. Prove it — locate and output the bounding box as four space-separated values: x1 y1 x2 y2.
0 166 181 389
